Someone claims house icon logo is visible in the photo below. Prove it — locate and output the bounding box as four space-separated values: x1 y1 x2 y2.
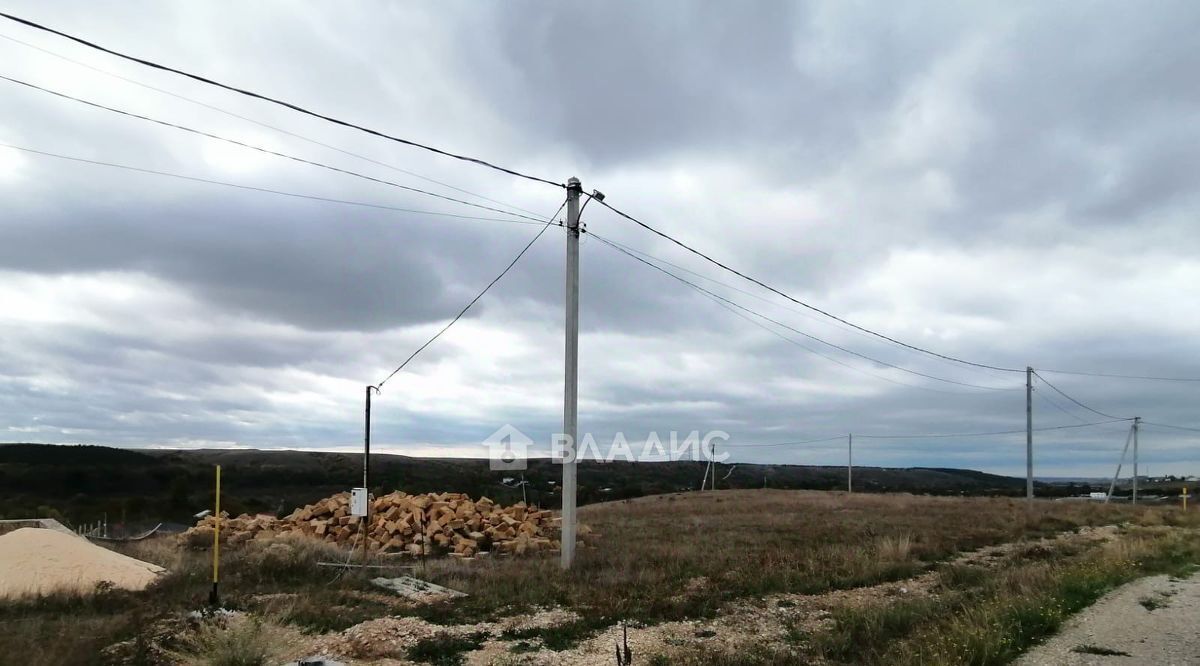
483 424 531 471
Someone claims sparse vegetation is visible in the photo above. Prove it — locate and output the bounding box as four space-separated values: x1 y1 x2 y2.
1138 594 1168 611
1 489 1196 665
406 632 487 665
172 615 302 666
939 563 988 589
808 528 1200 666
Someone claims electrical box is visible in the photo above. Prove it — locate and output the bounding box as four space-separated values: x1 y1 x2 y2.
350 487 368 517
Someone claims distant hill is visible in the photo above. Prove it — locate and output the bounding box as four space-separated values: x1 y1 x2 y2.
0 443 1092 529
0 443 159 466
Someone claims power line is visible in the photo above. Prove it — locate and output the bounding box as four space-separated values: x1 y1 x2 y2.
0 74 546 223
1032 389 1135 437
726 419 1130 449
0 31 544 220
855 419 1131 440
590 197 1024 373
590 231 1020 391
1141 421 1200 433
591 233 1027 391
1031 371 1131 421
601 231 988 395
1033 368 1200 383
6 23 1188 387
0 11 563 189
592 201 1193 384
1 143 549 227
375 199 567 388
726 435 848 449
705 288 976 395
1032 388 1090 425
600 210 1198 387
593 233 948 361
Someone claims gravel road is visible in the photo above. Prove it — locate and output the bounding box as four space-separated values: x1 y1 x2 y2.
1016 570 1200 665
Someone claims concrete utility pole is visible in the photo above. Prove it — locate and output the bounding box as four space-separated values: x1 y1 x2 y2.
364 385 375 494
1026 366 1034 501
1104 423 1134 503
363 385 379 564
1132 416 1141 505
710 440 717 491
847 433 853 493
561 177 582 570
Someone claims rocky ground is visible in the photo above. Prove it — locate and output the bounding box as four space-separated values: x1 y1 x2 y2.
301 525 1128 664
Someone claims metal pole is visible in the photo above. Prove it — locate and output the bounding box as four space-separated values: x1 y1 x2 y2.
209 464 221 606
364 385 374 492
1026 366 1034 501
561 177 582 570
848 433 853 493
363 385 378 563
1132 416 1140 505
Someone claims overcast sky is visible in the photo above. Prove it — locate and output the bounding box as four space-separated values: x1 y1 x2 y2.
2 1 1198 477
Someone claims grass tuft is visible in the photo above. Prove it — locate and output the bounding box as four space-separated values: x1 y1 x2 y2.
406 632 486 665
172 615 300 666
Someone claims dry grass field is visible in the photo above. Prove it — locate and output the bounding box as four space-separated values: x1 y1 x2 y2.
2 489 1198 665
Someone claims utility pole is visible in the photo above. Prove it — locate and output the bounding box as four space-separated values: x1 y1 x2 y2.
710 440 717 491
561 177 582 570
364 385 377 494
847 433 853 494
1026 366 1034 501
363 385 378 564
1105 423 1134 503
1132 416 1140 505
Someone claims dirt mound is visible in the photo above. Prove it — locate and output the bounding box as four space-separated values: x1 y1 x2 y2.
0 527 165 597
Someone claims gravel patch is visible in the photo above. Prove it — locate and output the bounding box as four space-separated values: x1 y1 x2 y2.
1016 569 1200 665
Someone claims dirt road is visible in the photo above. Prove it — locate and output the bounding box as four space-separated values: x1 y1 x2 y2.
1016 570 1200 665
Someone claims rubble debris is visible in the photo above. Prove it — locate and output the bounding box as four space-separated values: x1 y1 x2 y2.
370 575 467 601
181 491 588 557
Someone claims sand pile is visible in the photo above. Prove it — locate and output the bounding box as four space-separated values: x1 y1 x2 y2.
0 527 165 597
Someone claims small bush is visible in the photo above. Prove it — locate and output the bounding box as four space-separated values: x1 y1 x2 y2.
174 615 298 666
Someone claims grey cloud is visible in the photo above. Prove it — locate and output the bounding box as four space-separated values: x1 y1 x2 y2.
0 1 1198 477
